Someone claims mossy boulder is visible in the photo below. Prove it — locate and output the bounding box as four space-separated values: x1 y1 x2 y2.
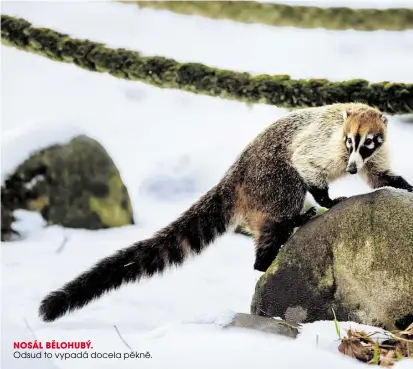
1 135 134 240
251 189 413 330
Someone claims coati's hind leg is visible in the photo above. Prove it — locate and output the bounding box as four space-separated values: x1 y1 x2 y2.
253 207 317 272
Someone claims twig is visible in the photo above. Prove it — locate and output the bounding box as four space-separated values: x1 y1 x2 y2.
56 232 70 254
114 325 133 351
259 308 275 319
389 334 413 344
23 317 38 340
258 308 301 330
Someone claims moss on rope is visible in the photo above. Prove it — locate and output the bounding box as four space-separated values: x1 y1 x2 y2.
2 15 413 115
129 1 413 31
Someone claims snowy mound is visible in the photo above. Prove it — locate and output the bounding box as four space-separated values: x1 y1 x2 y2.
1 120 86 184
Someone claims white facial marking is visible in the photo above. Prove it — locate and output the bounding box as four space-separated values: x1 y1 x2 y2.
362 133 375 150
345 135 353 150
346 134 367 173
347 151 364 171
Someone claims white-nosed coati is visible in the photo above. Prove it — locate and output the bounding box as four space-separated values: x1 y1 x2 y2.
39 103 413 322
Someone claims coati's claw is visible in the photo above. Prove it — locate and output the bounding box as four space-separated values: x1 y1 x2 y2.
299 207 317 225
305 207 317 219
289 207 317 227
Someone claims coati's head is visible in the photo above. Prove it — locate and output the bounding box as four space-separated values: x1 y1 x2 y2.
342 108 387 174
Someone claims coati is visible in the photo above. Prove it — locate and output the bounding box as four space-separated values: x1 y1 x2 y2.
39 103 413 322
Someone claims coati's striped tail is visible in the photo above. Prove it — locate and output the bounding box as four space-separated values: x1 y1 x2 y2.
38 184 234 322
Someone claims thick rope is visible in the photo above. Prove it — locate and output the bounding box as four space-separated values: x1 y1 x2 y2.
1 15 412 114
129 1 413 31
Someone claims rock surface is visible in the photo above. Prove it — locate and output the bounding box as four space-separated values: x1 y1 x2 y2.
1 135 134 240
251 189 413 330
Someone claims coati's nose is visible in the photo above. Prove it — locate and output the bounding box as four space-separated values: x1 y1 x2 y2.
346 163 358 174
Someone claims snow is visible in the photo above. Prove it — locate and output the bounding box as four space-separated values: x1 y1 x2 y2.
3 1 413 83
1 1 413 368
1 120 86 184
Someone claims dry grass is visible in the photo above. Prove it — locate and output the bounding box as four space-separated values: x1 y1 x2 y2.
338 323 413 366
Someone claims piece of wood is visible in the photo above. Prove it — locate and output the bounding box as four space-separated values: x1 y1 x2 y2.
223 313 299 339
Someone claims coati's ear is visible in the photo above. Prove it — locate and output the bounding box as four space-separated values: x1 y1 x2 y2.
380 113 388 125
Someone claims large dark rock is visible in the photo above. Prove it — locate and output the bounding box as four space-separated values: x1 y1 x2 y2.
1 135 134 240
251 189 413 330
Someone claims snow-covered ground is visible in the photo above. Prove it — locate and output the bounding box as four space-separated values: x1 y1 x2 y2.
1 1 413 368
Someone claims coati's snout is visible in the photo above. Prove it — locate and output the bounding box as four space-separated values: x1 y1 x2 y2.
346 162 358 174
345 136 370 174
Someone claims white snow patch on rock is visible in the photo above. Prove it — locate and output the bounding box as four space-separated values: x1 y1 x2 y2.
1 120 86 184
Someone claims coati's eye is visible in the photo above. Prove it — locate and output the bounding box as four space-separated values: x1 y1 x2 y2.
346 137 352 145
364 136 377 150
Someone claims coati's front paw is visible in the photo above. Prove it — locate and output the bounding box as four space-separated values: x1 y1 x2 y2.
304 206 317 220
292 207 317 227
254 251 276 273
253 259 271 273
331 196 347 206
407 185 413 192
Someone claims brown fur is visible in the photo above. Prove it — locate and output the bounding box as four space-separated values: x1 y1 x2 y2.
234 185 270 239
344 107 387 137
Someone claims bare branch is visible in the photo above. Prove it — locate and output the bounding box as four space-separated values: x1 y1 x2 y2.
23 317 38 340
114 325 133 351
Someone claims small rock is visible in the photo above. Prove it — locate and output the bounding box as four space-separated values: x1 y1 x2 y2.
1 135 134 240
223 313 299 339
